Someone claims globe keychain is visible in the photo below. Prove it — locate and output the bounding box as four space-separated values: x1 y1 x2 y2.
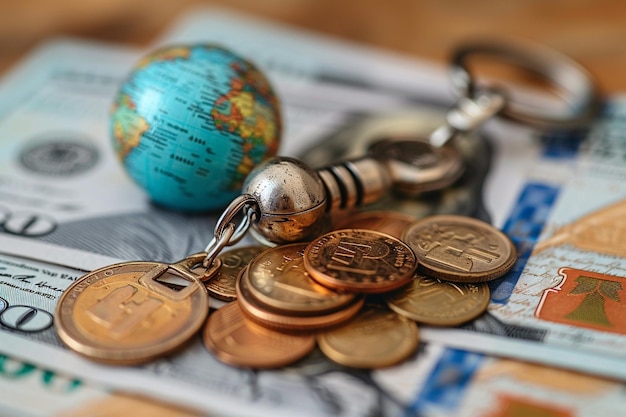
56 38 600 364
110 44 282 212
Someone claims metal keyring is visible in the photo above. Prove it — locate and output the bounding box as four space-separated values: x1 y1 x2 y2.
450 38 601 130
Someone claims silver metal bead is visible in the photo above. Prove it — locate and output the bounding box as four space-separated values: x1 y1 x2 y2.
243 156 327 244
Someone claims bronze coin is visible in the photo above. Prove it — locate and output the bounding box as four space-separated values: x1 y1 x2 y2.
246 243 356 315
206 246 266 301
403 215 516 283
237 267 364 332
386 274 490 326
334 210 418 239
55 254 210 365
303 229 417 294
317 306 418 369
203 302 315 369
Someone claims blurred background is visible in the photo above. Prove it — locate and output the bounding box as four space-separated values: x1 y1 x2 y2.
1 0 626 91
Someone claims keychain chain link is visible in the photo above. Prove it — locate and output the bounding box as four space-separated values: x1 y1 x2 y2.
203 194 259 268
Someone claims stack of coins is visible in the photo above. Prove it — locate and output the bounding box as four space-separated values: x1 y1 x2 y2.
203 213 516 370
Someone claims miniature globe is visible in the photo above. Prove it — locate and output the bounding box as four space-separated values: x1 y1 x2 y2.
111 45 281 211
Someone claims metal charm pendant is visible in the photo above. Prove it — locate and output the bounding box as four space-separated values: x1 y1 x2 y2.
55 253 211 364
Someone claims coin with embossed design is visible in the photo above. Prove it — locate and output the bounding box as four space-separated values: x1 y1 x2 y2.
317 306 418 368
246 243 355 315
303 229 417 294
205 246 266 301
403 215 516 283
335 210 418 239
55 254 210 364
203 301 315 369
386 274 490 326
237 267 364 332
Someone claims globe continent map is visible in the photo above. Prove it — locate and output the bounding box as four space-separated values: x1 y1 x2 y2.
111 45 281 211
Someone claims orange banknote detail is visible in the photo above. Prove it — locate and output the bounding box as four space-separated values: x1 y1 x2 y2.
536 267 626 334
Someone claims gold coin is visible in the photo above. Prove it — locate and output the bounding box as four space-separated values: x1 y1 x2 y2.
403 214 516 283
386 274 490 326
335 210 418 239
237 267 364 332
55 254 210 364
303 229 417 294
206 246 266 301
246 243 356 315
203 302 315 369
317 306 418 369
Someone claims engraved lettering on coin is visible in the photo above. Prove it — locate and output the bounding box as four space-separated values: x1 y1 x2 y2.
2 212 57 237
20 140 98 176
0 305 54 332
304 229 416 293
328 237 390 275
247 243 355 314
386 274 490 326
403 215 516 282
87 285 163 338
203 302 315 369
317 306 418 368
206 246 265 301
55 257 209 364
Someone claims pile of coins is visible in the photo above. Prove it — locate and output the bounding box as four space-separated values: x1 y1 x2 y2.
202 213 516 369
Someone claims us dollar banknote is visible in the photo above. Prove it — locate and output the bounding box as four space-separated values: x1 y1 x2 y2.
160 6 626 379
3 9 626 416
0 353 204 417
3 252 626 417
0 246 440 417
0 33 426 269
418 97 626 381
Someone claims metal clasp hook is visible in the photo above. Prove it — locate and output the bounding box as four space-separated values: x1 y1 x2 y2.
429 88 506 147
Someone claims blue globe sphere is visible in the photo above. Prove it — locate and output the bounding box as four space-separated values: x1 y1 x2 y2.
111 45 281 212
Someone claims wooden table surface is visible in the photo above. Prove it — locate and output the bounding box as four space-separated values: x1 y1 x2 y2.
1 0 625 95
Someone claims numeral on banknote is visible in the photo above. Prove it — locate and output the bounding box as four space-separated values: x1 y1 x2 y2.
0 207 57 237
0 299 53 332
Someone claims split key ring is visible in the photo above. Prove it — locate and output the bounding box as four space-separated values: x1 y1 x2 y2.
430 38 602 147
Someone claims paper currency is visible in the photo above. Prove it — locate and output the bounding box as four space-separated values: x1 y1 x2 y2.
0 353 202 417
422 97 626 380
172 10 626 380
0 34 419 270
382 343 626 417
5 246 624 417
155 7 452 108
0 39 206 267
2 7 625 416
0 248 427 417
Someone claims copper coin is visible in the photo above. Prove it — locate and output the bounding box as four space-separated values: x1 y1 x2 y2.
203 302 315 369
56 254 210 365
303 229 417 294
237 267 364 332
246 243 355 315
403 215 516 283
386 274 490 326
317 306 419 369
205 246 266 301
335 210 418 239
